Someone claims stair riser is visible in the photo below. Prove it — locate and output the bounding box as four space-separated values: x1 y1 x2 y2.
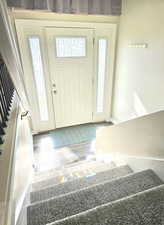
30 165 132 203
32 163 115 192
34 161 112 182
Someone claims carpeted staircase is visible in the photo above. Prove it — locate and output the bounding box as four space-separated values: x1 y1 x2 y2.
27 160 164 225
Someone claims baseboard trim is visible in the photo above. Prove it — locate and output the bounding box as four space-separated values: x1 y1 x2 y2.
110 117 121 124
16 181 32 225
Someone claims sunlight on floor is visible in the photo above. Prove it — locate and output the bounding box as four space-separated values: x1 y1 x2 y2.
40 136 54 150
33 123 112 172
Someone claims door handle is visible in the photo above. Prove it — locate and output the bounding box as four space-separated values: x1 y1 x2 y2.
53 90 57 94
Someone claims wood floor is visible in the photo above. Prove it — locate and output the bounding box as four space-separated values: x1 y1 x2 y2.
34 141 95 172
33 122 112 173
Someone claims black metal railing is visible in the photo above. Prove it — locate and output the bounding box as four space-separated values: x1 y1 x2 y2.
0 61 15 145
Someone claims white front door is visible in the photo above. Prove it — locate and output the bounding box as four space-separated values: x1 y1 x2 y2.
15 20 117 133
46 28 94 128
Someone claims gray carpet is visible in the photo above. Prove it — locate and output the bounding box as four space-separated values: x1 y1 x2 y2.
30 165 132 203
27 170 163 225
49 184 164 225
32 161 116 192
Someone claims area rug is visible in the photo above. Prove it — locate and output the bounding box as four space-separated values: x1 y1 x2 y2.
49 123 111 148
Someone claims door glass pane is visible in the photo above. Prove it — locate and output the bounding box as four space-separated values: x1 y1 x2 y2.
96 38 107 113
28 36 49 121
55 37 86 57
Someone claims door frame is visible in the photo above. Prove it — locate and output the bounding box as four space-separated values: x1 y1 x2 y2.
15 19 117 133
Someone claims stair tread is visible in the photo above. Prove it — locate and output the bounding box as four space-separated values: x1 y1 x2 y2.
48 183 164 225
32 161 115 191
27 169 163 225
30 165 132 203
34 160 107 181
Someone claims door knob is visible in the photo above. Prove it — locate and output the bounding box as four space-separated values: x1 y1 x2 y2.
53 83 56 87
53 90 57 94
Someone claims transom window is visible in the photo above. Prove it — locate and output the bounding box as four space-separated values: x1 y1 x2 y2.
55 37 86 58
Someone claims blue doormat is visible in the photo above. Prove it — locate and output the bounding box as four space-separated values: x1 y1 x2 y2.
49 123 111 148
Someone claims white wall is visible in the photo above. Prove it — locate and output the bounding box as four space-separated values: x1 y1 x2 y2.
13 107 34 224
96 110 164 160
0 96 34 225
112 0 164 122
